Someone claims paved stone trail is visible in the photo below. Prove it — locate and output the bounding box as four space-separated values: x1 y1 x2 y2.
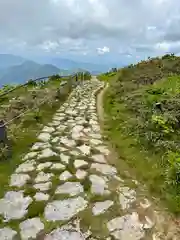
0 79 169 239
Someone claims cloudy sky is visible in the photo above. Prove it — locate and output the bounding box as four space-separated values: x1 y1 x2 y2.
0 0 180 65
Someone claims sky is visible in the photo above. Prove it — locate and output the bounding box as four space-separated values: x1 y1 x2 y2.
0 0 180 65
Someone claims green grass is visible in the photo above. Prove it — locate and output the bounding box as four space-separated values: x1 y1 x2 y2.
102 70 180 214
97 72 116 82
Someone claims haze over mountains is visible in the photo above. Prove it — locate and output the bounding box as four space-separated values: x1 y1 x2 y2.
0 54 110 86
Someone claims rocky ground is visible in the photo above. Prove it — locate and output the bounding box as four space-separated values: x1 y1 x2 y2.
0 78 172 239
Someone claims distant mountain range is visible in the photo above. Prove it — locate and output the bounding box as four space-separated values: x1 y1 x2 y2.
46 57 109 73
0 54 109 86
0 61 63 85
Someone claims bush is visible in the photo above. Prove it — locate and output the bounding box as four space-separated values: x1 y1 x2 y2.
104 53 180 213
166 152 180 191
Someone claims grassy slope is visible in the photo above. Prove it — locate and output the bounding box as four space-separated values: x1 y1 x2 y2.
101 55 180 215
0 77 74 198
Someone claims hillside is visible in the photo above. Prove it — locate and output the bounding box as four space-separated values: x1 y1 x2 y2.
0 61 61 85
36 57 109 73
0 54 109 85
101 54 180 214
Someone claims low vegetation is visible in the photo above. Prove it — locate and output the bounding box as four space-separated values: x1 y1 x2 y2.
101 54 180 214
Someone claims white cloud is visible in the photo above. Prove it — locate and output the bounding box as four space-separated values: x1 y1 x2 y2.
40 41 59 52
97 46 110 55
0 0 180 62
155 42 170 51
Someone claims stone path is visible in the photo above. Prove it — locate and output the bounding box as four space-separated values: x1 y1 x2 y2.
0 79 167 239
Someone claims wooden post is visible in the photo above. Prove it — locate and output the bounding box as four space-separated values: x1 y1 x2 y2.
0 120 8 146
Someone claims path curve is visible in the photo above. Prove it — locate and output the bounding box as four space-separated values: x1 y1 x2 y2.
0 78 175 239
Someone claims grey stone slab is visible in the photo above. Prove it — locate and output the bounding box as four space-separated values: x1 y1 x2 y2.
60 137 76 147
45 229 85 240
0 191 32 221
74 160 88 168
38 133 51 142
91 163 117 176
35 172 54 183
34 192 49 201
45 197 88 221
37 162 52 171
91 154 107 163
42 126 55 133
31 142 51 151
89 175 109 195
23 152 38 161
20 217 44 240
0 227 17 240
34 182 52 191
60 153 70 164
15 160 35 173
92 200 113 216
51 163 65 170
95 146 110 155
76 170 87 180
38 148 57 159
119 187 136 210
10 174 30 188
78 145 91 155
56 182 84 196
107 212 145 240
59 171 72 181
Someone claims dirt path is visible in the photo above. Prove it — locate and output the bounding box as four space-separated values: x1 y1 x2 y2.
0 78 178 239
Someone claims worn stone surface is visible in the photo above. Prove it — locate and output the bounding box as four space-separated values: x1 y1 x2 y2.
42 126 55 133
23 152 38 161
60 137 76 147
76 169 87 179
10 174 30 187
37 162 52 171
92 200 113 216
78 145 91 155
74 160 88 168
60 154 70 164
51 163 65 170
55 146 67 152
91 163 117 176
91 154 107 163
59 171 72 181
38 148 57 159
38 133 51 142
56 182 84 196
45 197 88 221
90 139 102 146
0 191 32 221
45 229 85 240
107 213 145 240
31 142 50 151
34 182 52 191
34 192 49 201
0 227 17 240
118 187 136 210
95 146 110 155
89 175 108 195
15 161 35 173
20 217 44 240
35 172 54 183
